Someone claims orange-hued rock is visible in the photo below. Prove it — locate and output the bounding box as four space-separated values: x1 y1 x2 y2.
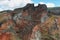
32 25 39 32
0 33 2 40
0 23 8 30
0 32 11 40
0 20 14 30
22 10 28 17
57 17 60 25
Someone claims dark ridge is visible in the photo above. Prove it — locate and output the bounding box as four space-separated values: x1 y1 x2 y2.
0 10 12 13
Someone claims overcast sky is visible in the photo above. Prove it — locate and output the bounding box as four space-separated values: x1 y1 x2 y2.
0 0 60 11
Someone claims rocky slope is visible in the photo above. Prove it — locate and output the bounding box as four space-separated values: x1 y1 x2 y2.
0 3 60 40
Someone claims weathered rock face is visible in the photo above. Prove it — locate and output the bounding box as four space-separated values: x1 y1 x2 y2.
14 4 47 40
0 4 48 40
1 3 60 40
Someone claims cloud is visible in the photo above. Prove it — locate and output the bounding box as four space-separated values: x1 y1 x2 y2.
46 3 55 7
34 4 38 6
40 2 55 7
8 0 33 8
0 0 33 11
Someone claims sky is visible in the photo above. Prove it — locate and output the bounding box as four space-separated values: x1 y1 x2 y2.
0 0 60 11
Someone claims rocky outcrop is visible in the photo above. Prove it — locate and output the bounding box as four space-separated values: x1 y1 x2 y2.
0 3 48 40
14 4 47 40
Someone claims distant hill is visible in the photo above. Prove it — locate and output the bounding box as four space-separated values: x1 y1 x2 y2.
48 7 60 15
48 7 60 10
